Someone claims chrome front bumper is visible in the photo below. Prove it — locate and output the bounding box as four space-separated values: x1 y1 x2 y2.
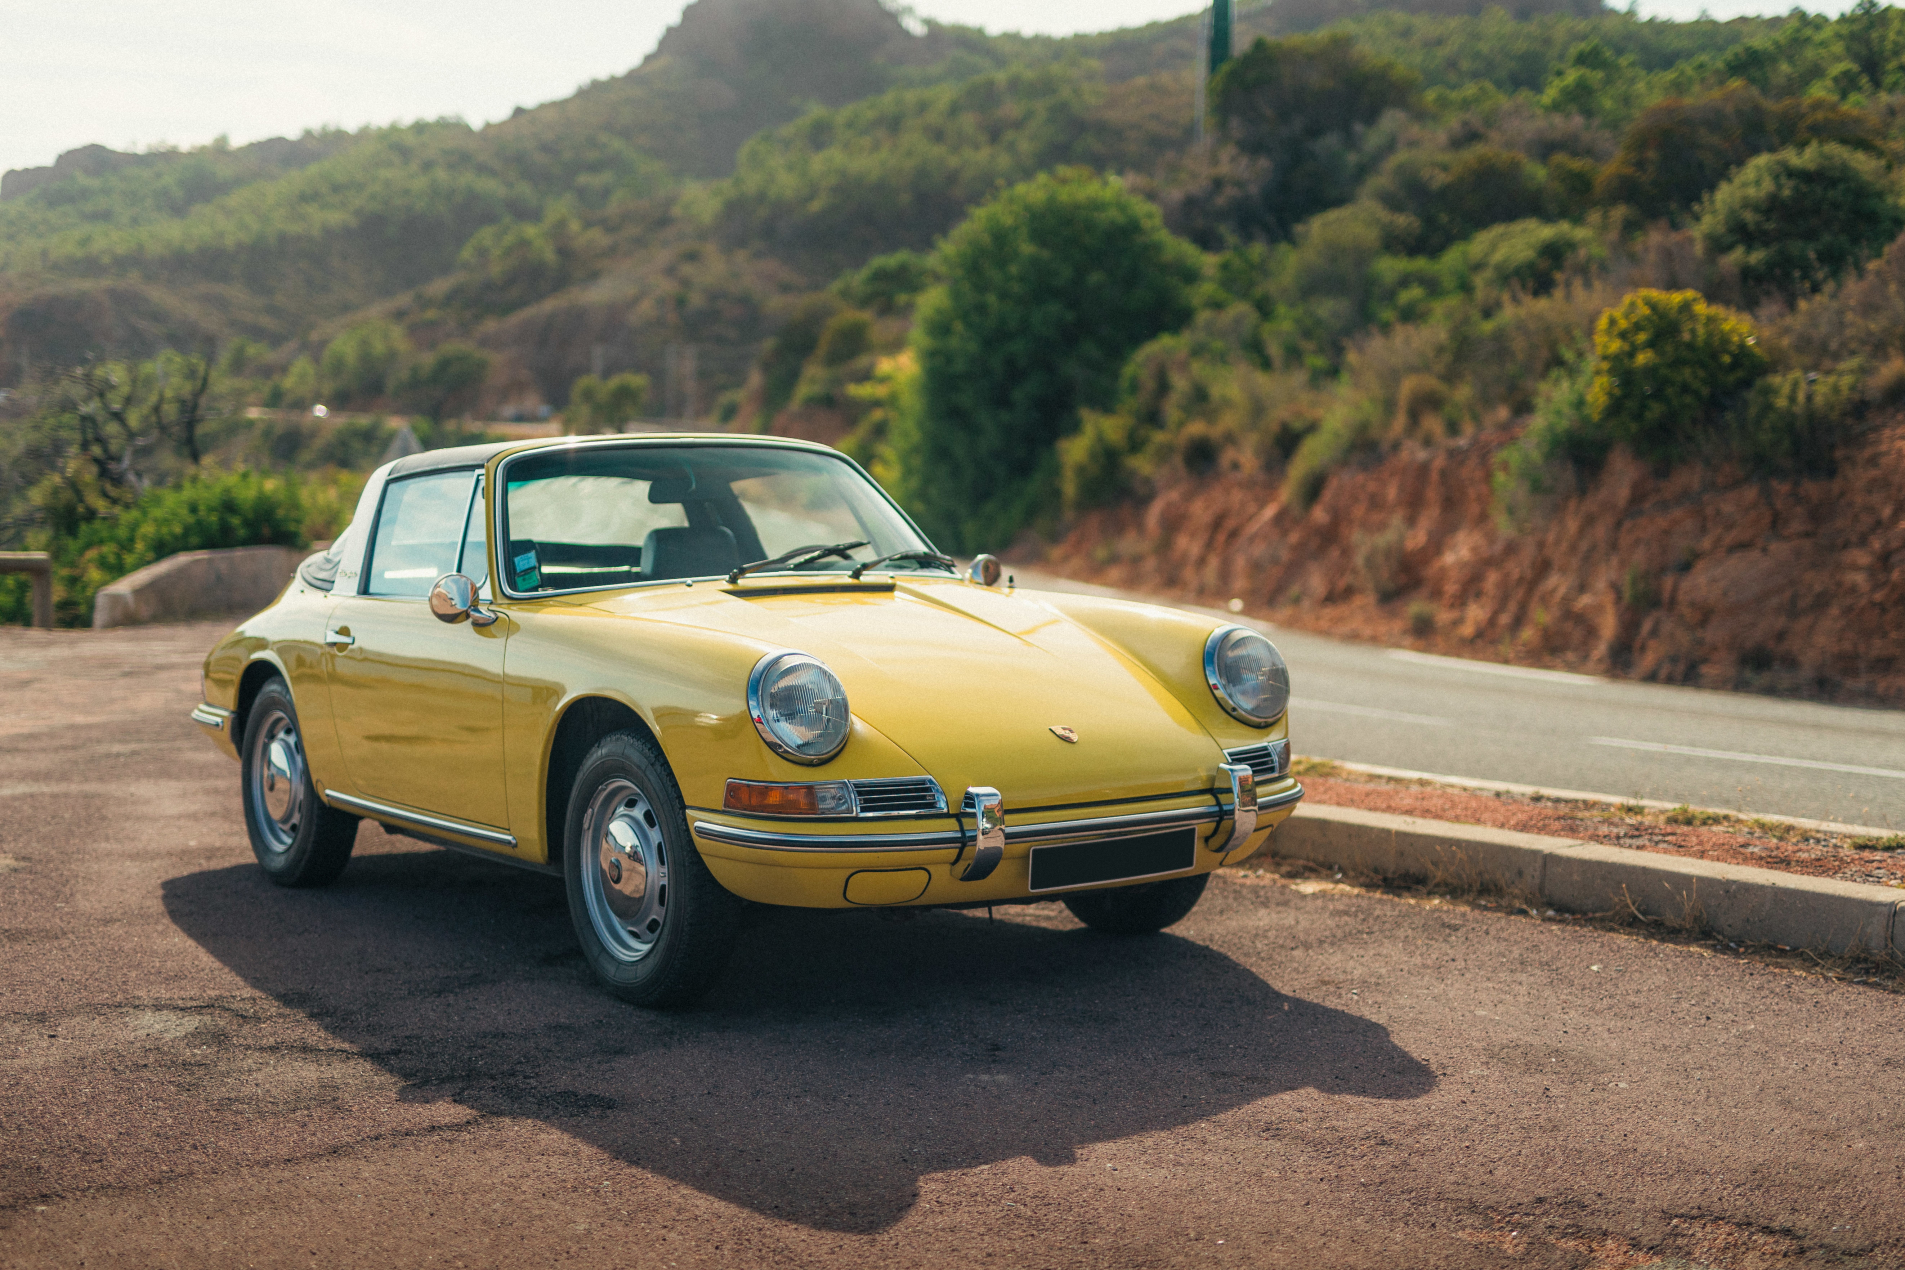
690 779 1303 855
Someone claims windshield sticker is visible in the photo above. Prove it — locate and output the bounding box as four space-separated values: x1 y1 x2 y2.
513 548 541 591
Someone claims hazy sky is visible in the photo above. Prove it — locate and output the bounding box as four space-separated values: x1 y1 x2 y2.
0 0 1853 177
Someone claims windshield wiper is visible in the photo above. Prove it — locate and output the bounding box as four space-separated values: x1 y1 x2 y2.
726 540 869 585
848 550 956 580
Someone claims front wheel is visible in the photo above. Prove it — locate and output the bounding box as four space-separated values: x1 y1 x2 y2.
1063 872 1209 935
240 678 359 887
563 731 741 1008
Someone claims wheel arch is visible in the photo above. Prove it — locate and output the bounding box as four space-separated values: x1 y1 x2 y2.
543 696 663 867
234 653 291 743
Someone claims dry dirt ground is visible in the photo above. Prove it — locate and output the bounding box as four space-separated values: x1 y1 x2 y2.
3 621 1905 1269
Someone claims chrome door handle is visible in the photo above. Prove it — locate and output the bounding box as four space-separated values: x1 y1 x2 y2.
325 626 354 648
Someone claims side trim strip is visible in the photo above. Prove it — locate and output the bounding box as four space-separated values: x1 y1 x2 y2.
691 821 965 853
190 703 233 730
322 790 518 848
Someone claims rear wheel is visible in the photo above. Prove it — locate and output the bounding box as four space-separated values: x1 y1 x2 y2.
563 731 741 1008
241 678 358 887
1063 872 1208 935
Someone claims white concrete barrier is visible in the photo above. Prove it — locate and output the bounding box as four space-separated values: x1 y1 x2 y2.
92 545 303 629
1269 802 1904 958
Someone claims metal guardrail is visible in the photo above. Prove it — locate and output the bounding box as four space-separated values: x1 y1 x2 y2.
0 552 53 628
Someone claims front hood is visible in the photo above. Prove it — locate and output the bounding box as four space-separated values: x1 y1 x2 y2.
602 578 1224 809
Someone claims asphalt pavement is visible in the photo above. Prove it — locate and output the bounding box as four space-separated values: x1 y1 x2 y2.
1018 570 1905 830
3 619 1905 1268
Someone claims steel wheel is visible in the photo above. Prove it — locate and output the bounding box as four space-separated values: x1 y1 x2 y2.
581 778 669 963
239 677 358 888
246 707 307 856
562 730 741 1006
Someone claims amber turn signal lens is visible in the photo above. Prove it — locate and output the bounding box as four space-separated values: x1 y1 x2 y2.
723 779 855 816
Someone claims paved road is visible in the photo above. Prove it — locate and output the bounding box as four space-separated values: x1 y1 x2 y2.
1020 570 1905 829
3 620 1904 1268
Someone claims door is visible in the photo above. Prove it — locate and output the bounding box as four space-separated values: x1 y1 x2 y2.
325 468 511 829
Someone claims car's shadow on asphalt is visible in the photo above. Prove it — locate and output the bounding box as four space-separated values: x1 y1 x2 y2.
164 844 1434 1233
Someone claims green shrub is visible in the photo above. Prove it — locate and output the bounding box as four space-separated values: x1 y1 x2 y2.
271 356 319 409
1695 142 1905 305
1363 145 1549 255
1058 410 1145 514
320 320 410 405
1491 353 1599 525
1284 395 1384 509
1592 86 1883 224
0 469 339 627
1728 362 1864 476
566 372 651 432
1465 219 1604 299
1587 289 1766 465
832 250 937 314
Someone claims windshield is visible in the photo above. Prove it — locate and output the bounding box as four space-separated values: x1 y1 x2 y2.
500 443 934 593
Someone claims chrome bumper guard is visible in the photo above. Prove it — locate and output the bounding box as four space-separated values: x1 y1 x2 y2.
690 779 1304 861
1210 762 1258 853
953 786 1006 882
190 703 234 731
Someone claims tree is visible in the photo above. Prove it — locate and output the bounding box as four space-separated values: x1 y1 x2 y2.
895 170 1203 551
1836 0 1904 94
1593 86 1883 225
455 204 601 314
567 372 651 432
1363 145 1549 255
1209 33 1419 239
392 344 490 422
1537 40 1642 125
320 320 410 405
1695 142 1905 304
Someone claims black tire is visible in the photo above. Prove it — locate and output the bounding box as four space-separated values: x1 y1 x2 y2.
1063 872 1209 935
240 678 359 887
563 731 741 1008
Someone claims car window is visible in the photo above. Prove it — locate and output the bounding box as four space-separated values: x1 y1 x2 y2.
458 474 489 587
501 445 929 592
366 471 477 598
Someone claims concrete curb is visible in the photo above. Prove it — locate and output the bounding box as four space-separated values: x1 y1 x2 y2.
92 545 303 629
1268 803 1904 957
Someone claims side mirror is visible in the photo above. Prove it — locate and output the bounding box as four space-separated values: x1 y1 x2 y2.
968 554 1003 587
429 573 498 627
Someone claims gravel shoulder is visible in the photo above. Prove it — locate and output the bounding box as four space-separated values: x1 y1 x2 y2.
1297 759 1905 889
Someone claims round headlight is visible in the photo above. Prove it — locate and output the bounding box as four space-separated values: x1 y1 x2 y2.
1203 625 1290 726
747 651 851 764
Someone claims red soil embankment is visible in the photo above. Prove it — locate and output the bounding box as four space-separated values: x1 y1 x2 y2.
1035 422 1905 705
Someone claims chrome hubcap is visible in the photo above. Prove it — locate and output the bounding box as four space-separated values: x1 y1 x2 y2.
248 710 306 854
582 778 668 963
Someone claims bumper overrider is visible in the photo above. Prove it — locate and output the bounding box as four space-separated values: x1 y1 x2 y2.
689 743 1303 906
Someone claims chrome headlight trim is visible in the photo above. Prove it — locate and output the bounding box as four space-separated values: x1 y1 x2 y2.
746 650 852 765
1203 624 1290 727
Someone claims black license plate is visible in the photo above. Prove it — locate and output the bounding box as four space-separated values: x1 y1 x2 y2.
1027 829 1197 893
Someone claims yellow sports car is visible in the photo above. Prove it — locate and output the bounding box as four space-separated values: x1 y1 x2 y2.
192 434 1302 1005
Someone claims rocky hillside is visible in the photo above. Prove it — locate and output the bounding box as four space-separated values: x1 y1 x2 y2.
1035 421 1905 706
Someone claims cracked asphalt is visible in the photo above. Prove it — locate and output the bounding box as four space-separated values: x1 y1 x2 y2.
3 620 1903 1269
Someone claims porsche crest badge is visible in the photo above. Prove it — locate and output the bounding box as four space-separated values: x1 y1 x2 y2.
1049 726 1079 743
